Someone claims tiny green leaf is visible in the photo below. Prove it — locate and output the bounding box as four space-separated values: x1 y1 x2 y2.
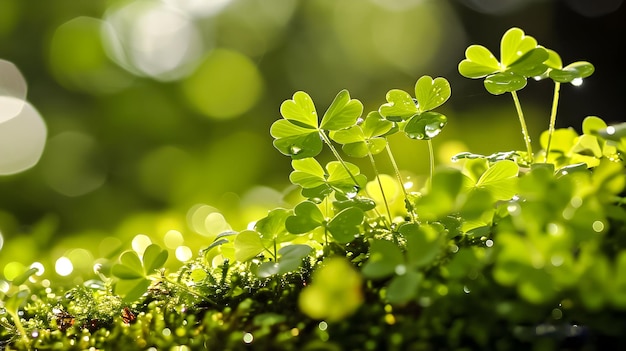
115 278 151 303
276 244 313 274
484 71 527 95
270 119 323 159
234 230 267 262
549 61 595 84
458 44 500 78
142 244 168 275
500 27 539 67
414 76 451 112
11 267 39 286
326 207 364 243
362 239 404 279
404 112 447 140
474 160 519 201
255 208 293 242
320 89 363 131
280 91 318 128
285 201 324 234
386 271 421 305
379 89 418 120
112 251 144 280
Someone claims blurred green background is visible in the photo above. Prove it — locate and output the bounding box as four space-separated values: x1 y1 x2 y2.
0 0 624 284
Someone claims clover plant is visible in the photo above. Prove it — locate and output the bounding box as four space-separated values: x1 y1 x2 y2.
1 27 626 350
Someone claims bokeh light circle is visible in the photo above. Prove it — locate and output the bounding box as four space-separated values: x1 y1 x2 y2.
181 49 264 120
102 0 204 81
0 59 27 123
41 131 107 197
0 98 47 175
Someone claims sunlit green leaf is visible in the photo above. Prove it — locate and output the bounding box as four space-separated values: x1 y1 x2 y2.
320 89 363 131
112 251 144 280
414 76 451 112
386 271 421 305
271 120 323 159
285 201 324 234
280 91 318 128
255 208 293 242
474 160 519 200
404 112 447 140
549 61 594 83
142 244 168 275
362 239 403 279
507 47 549 77
234 230 267 262
403 223 442 268
11 267 39 286
500 27 538 67
276 244 313 274
484 71 527 95
327 207 364 243
379 89 418 120
458 45 500 78
289 158 326 188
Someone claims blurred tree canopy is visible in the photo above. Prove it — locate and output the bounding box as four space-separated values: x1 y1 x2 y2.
0 0 623 281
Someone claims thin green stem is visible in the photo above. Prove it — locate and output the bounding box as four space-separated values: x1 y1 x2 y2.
385 144 417 222
427 139 435 188
319 130 360 189
367 151 392 227
510 91 534 163
545 82 561 163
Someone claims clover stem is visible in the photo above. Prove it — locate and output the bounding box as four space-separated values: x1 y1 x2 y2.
510 91 534 163
319 130 360 188
427 139 435 188
385 144 417 222
544 82 561 163
367 151 392 228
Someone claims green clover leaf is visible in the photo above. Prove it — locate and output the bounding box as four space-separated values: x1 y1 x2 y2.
414 75 451 112
271 90 363 159
330 111 393 157
459 27 548 94
285 200 325 234
111 244 169 302
404 111 447 140
320 89 363 131
289 158 366 199
379 76 450 140
379 89 418 121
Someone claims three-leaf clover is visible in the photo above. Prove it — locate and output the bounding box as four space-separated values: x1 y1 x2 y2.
289 158 367 200
270 90 363 159
459 27 549 95
379 75 451 140
330 111 395 158
285 200 364 243
111 244 168 302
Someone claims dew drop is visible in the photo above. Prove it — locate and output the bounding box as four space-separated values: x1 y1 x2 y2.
243 332 254 344
394 264 407 276
289 145 302 155
606 126 616 135
463 286 470 294
424 122 443 138
318 321 328 331
485 239 493 248
592 220 605 232
507 203 521 216
31 330 39 338
571 78 583 86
